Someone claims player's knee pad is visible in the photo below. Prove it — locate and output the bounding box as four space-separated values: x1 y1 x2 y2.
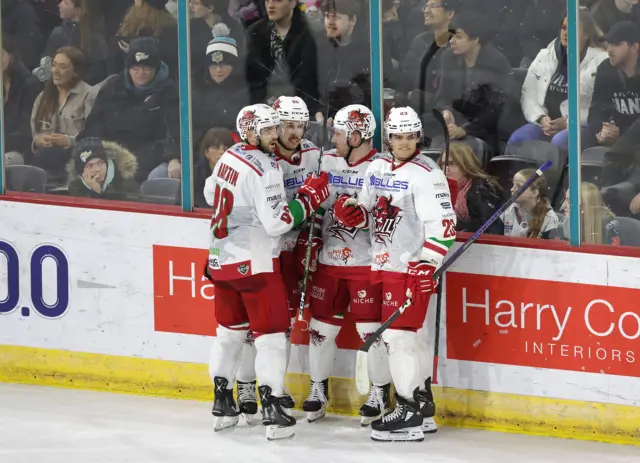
308 318 341 383
356 322 391 386
208 325 248 384
382 329 420 399
309 317 341 346
355 321 381 343
254 332 288 396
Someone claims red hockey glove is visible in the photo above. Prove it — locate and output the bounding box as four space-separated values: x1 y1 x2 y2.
447 178 459 208
297 172 330 216
294 230 323 275
333 194 368 228
407 261 438 299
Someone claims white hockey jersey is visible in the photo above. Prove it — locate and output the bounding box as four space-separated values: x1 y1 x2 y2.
359 153 457 278
318 149 382 279
500 203 560 239
275 139 320 252
204 143 307 280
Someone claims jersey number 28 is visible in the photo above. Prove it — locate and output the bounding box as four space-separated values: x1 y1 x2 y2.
442 219 456 238
211 185 234 239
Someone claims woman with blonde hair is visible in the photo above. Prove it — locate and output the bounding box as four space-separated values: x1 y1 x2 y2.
557 182 622 245
501 168 560 239
109 0 178 75
438 142 505 234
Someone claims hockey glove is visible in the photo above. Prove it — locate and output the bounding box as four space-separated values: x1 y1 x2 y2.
406 261 438 299
294 230 323 275
297 172 330 217
333 194 368 229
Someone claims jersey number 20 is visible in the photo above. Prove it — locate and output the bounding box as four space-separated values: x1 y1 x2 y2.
211 185 234 239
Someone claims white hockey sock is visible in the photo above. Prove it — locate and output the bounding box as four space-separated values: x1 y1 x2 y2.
254 332 288 397
416 327 434 387
356 322 391 387
382 329 420 400
209 325 248 389
308 318 341 383
236 332 257 383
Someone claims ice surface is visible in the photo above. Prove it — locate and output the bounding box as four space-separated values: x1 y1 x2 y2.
1 384 638 463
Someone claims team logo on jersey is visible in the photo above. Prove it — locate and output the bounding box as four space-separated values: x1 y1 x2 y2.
372 195 402 245
237 264 250 275
328 247 354 264
374 251 390 266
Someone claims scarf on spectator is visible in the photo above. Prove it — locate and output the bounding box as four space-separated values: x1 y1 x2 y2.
454 177 472 221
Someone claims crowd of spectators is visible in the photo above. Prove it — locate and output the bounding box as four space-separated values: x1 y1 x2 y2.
2 0 640 246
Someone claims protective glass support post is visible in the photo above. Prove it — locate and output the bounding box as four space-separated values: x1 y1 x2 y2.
0 21 4 195
567 0 582 246
369 0 384 152
177 0 194 211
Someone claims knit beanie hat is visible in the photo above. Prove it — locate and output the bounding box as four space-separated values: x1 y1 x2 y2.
146 0 169 11
206 23 239 65
126 37 162 71
73 138 108 175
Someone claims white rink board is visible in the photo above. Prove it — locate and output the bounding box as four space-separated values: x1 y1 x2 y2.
1 200 639 407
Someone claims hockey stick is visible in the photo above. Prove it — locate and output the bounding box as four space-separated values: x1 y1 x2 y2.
355 159 553 395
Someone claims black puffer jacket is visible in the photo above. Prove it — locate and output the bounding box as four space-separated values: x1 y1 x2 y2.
4 63 43 157
42 20 109 85
2 0 44 69
78 63 180 182
456 178 506 235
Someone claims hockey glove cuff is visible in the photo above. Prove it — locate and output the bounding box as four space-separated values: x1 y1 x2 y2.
333 195 368 229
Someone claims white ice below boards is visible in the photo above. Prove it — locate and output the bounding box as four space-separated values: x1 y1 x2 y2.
1 384 639 463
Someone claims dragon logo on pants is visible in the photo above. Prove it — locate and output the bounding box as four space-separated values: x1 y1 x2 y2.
372 195 402 245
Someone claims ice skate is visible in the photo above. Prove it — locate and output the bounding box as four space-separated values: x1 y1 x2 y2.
302 379 329 422
279 388 296 411
212 377 240 432
237 380 258 425
414 378 437 433
359 383 391 427
370 393 424 442
259 385 296 441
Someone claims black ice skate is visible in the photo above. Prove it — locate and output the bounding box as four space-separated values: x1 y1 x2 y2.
279 389 296 411
359 383 391 427
302 379 329 422
237 380 258 425
414 377 437 433
259 385 296 441
370 393 424 442
212 377 241 432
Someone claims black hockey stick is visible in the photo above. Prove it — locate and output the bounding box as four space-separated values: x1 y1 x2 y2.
355 159 553 394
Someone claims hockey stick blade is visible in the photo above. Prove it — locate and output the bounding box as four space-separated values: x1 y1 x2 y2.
357 160 552 355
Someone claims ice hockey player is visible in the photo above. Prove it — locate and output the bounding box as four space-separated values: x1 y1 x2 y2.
205 104 330 440
230 96 321 420
299 104 393 425
333 107 456 442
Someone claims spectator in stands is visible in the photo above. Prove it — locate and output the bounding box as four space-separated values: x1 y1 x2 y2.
31 46 96 181
109 0 178 76
587 21 640 152
438 142 505 234
508 11 607 149
316 0 393 120
195 127 234 208
190 0 245 87
192 30 249 143
245 0 319 113
400 0 457 99
434 11 511 154
554 182 623 244
230 0 267 28
397 0 429 43
67 137 140 199
36 0 108 86
2 34 43 163
2 0 44 69
590 0 640 35
382 0 406 68
79 38 180 183
32 0 62 41
519 0 567 68
501 169 560 239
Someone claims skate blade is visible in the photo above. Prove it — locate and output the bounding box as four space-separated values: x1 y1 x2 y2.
213 415 239 432
422 417 438 434
360 414 381 427
242 413 257 426
370 427 424 442
266 425 295 441
305 409 326 423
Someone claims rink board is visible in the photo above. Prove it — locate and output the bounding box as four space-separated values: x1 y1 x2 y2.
1 198 639 445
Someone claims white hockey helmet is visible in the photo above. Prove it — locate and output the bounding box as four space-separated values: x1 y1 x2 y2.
273 96 309 123
385 106 423 142
333 104 377 141
236 104 280 142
